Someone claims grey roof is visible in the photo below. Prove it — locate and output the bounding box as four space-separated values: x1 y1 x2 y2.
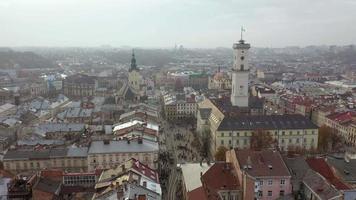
36 123 85 136
88 139 159 154
283 156 310 182
67 147 88 157
217 114 318 131
34 178 61 194
326 156 356 183
302 169 342 200
125 183 161 200
3 147 87 161
17 139 64 146
199 108 211 120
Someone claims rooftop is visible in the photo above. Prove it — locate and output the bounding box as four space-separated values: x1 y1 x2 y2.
218 114 318 131
3 147 88 161
181 162 214 192
306 157 350 190
88 139 159 154
302 169 342 200
235 149 291 177
201 163 240 199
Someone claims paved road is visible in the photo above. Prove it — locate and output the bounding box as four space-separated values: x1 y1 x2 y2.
163 121 202 200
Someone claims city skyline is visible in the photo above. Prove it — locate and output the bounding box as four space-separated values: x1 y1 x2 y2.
1 0 356 48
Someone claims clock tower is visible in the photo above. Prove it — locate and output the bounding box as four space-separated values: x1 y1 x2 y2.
231 29 250 107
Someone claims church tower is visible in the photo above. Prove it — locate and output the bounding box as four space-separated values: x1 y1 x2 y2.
231 28 250 107
128 50 141 92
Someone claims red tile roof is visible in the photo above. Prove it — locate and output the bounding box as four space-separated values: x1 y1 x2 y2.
327 111 355 124
235 149 291 177
201 163 240 200
306 157 350 190
131 158 160 183
187 186 207 200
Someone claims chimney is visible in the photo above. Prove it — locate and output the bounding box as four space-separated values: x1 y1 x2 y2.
121 164 126 171
138 137 143 144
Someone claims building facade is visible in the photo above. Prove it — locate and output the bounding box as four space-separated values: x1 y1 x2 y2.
62 74 96 98
87 139 159 171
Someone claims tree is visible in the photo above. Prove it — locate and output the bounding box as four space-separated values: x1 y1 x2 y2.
318 125 343 152
214 146 228 161
250 129 275 150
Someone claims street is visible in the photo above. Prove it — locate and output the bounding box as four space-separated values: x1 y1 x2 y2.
159 119 204 200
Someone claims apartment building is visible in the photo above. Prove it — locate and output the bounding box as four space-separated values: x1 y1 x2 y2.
87 138 159 171
3 147 88 173
215 114 318 152
226 149 292 200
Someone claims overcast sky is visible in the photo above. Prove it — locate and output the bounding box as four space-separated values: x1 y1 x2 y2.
1 0 356 48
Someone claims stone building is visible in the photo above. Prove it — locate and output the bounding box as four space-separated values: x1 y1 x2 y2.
63 74 96 98
87 138 159 171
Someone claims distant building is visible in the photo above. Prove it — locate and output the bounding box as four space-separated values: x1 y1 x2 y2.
62 74 96 98
208 67 231 90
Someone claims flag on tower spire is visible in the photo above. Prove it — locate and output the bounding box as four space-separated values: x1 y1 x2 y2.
240 26 246 41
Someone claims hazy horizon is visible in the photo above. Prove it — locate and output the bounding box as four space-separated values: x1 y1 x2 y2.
1 0 356 48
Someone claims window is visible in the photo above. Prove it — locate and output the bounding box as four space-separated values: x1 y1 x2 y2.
258 191 263 197
268 191 272 196
268 180 273 185
289 139 292 143
229 140 232 145
221 133 224 137
240 56 244 60
229 132 232 137
280 190 285 196
244 139 247 145
280 179 285 185
236 132 240 136
312 130 315 134
240 64 244 70
259 180 263 186
296 138 300 143
281 139 285 144
289 131 292 135
311 138 315 143
221 140 224 145
282 131 285 135
236 140 239 145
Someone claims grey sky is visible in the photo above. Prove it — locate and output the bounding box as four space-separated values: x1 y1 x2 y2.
1 0 356 48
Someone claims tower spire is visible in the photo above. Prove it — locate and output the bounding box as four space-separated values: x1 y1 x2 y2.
240 26 245 43
130 49 138 72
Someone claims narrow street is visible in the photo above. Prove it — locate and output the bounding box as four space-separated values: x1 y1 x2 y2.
160 119 203 200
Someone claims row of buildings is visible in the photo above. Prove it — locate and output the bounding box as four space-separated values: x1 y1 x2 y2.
3 138 159 174
181 149 356 200
3 158 161 199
